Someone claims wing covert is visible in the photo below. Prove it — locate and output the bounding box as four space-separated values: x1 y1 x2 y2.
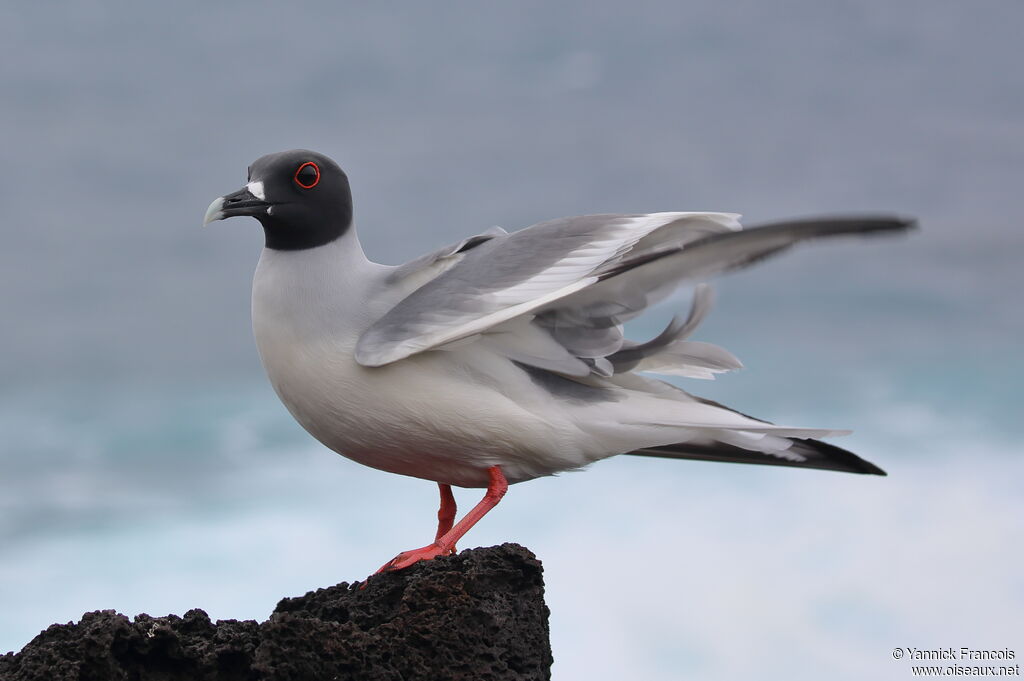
355 213 741 366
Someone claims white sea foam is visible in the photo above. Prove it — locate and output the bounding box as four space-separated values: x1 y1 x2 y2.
1 384 1020 681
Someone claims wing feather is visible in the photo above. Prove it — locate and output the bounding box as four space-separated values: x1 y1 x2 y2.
356 213 737 366
356 214 914 368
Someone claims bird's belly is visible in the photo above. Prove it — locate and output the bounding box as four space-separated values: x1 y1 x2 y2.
258 335 588 488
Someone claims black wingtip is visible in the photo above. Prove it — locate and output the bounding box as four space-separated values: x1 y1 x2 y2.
627 436 888 476
847 214 918 236
899 216 919 231
790 437 888 476
873 215 918 235
852 458 887 476
753 214 919 236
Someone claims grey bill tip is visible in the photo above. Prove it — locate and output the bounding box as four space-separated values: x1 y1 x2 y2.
203 197 225 226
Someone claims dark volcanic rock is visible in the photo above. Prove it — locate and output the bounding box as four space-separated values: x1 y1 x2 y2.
0 544 552 681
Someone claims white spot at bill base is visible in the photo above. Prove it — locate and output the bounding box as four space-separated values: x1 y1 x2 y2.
247 181 265 201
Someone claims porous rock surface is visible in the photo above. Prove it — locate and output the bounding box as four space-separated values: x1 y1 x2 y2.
0 543 552 681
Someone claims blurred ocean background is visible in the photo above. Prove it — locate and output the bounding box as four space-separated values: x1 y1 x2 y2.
1 2 1021 679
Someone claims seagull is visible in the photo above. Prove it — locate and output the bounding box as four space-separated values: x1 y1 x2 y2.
204 149 913 573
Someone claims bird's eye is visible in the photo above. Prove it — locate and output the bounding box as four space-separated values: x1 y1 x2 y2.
294 162 321 189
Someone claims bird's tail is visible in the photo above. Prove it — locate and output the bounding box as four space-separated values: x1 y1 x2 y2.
627 436 886 475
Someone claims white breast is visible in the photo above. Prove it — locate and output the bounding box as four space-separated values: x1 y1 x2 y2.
250 234 590 488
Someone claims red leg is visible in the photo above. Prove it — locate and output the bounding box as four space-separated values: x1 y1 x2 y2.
375 466 508 574
435 483 457 543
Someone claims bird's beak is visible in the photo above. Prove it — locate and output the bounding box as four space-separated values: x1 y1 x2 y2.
203 183 271 226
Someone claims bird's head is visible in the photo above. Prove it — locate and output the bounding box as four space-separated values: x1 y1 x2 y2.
204 149 353 250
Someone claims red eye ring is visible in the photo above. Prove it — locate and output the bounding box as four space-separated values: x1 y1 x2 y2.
294 161 321 189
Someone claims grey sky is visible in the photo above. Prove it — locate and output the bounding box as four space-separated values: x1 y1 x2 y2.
1 1 1020 387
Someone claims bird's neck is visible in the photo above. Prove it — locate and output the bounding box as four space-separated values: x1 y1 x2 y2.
257 225 375 287
253 225 388 336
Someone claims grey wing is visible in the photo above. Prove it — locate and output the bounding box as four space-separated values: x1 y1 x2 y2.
355 212 742 366
541 215 916 377
385 226 508 288
356 213 915 373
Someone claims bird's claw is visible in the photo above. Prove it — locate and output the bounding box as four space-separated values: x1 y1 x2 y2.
374 543 455 574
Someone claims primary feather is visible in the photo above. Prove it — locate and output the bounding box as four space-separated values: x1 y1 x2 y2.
355 212 741 366
356 213 912 378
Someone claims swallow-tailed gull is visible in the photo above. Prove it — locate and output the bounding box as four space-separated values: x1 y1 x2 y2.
204 149 913 573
